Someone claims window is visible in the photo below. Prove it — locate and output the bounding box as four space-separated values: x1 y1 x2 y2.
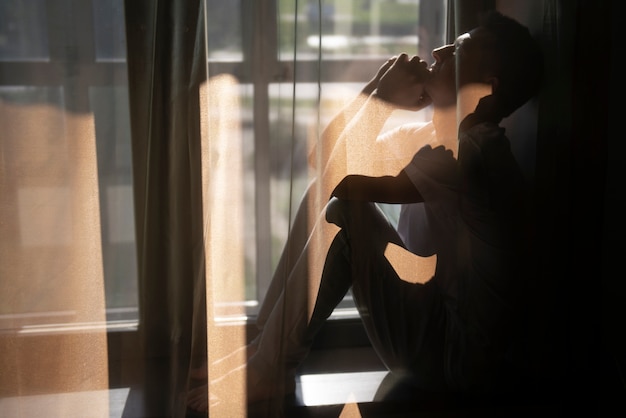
0 0 137 333
0 0 447 330
0 0 450 413
205 0 447 319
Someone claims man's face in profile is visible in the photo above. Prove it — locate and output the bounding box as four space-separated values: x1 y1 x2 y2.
426 28 496 109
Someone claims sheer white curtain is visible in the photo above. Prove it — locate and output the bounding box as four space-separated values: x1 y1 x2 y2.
199 1 446 416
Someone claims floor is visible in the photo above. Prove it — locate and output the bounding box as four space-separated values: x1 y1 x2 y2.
0 348 420 417
0 387 130 418
0 382 565 418
0 345 610 418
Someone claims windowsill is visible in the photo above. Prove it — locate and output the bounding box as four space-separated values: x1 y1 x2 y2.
1 320 138 336
0 309 376 399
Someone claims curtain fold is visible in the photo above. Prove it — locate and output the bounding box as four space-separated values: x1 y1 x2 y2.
124 1 207 416
532 0 613 396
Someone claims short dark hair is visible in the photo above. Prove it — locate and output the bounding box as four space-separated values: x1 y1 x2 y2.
479 11 544 118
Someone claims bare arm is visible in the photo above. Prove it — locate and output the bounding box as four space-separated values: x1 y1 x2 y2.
313 53 433 200
331 170 424 204
307 57 395 169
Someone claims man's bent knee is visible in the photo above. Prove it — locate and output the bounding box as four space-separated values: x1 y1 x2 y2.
325 197 375 228
325 197 348 227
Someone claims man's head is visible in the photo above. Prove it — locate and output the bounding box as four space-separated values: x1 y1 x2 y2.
425 11 543 119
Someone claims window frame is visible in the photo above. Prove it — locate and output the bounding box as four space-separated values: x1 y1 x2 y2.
208 0 449 314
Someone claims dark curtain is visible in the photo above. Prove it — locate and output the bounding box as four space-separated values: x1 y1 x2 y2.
451 2 619 412
531 0 619 414
124 1 207 416
450 1 621 412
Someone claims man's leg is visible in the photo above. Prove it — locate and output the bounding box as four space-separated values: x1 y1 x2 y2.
242 196 345 393
321 198 447 389
198 193 345 408
254 180 316 331
196 179 319 383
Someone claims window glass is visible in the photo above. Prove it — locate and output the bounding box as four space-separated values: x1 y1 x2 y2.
0 0 49 61
0 1 136 330
0 0 448 326
205 0 447 318
0 86 68 329
93 0 128 61
90 86 138 321
0 85 110 331
205 0 243 61
278 0 427 61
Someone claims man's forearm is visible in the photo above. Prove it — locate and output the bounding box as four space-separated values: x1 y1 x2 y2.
308 57 394 170
307 90 371 169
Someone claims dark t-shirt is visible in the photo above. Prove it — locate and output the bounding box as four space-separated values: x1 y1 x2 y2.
451 122 530 392
403 122 531 392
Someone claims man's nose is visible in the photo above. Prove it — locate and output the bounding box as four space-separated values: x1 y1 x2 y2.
432 45 454 63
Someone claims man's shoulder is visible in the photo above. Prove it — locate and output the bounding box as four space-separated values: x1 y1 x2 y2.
405 143 460 189
459 122 507 148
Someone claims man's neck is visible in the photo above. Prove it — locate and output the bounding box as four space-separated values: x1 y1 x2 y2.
432 106 458 156
432 83 493 155
457 83 493 130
